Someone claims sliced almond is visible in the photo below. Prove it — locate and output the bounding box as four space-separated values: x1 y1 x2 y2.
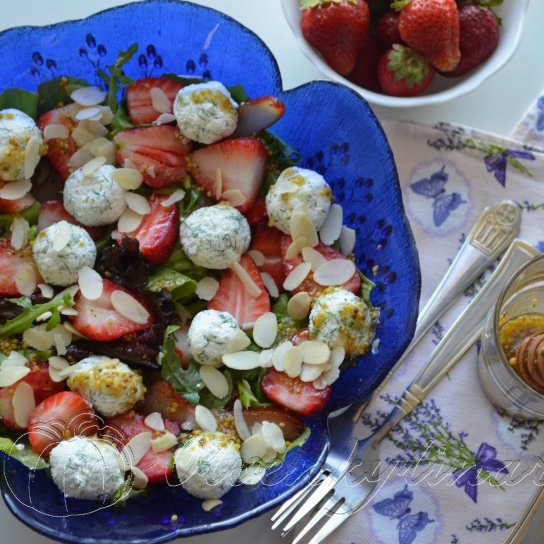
144 412 165 432
118 208 144 233
240 433 267 464
54 332 68 355
60 307 78 316
322 365 341 386
287 291 311 321
15 263 37 297
319 204 343 246
313 376 329 390
330 346 346 369
300 363 326 383
75 106 102 121
43 124 69 140
272 341 293 372
113 168 144 190
63 321 88 339
290 212 318 247
314 259 356 286
36 311 53 323
259 349 274 368
261 421 285 453
86 120 109 137
12 381 35 429
283 346 303 378
247 250 265 267
38 283 54 299
53 220 72 252
86 137 110 156
151 431 178 453
0 179 32 200
273 178 299 194
227 329 251 353
48 356 70 383
195 405 218 432
119 432 152 471
339 226 356 256
72 125 96 147
23 136 41 179
233 399 251 441
202 499 222 512
161 189 186 207
154 113 177 125
150 87 172 113
200 366 229 399
81 155 106 177
285 236 307 260
68 146 94 168
221 189 247 207
10 216 29 250
260 272 279 298
125 192 151 215
239 465 266 485
302 246 327 271
131 465 149 489
300 340 331 365
222 351 261 370
111 290 150 324
214 168 223 200
23 325 53 351
253 312 278 348
230 260 262 298
0 365 30 387
70 86 107 106
78 266 103 301
283 262 311 292
98 106 114 125
195 277 220 301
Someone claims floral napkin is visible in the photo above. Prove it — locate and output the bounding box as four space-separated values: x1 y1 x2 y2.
330 109 544 544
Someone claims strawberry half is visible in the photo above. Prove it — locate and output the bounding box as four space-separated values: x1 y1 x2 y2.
233 96 285 137
71 277 155 341
126 77 184 125
189 137 267 213
117 193 179 265
0 239 39 297
38 105 78 181
262 368 331 417
208 253 271 329
0 191 36 214
250 221 285 288
113 125 192 189
27 391 99 457
104 412 180 485
243 197 268 226
280 236 361 296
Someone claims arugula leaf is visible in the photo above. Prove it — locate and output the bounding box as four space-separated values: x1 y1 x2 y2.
227 83 248 104
5 296 32 309
272 294 305 343
0 292 74 337
359 270 376 306
0 435 48 470
147 267 198 303
199 370 233 409
0 88 39 119
37 77 89 114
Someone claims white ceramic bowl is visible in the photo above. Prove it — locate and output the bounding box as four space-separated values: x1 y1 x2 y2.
281 0 531 107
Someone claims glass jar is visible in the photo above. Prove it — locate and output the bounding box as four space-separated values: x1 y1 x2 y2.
478 254 544 420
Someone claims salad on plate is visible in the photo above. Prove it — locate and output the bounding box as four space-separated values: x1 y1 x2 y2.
0 44 379 510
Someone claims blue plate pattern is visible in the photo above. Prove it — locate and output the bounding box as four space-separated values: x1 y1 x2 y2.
0 1 420 542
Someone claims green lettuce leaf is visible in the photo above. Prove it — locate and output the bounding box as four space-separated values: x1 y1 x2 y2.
37 77 89 114
0 201 41 235
161 243 208 280
147 268 197 302
0 422 48 470
0 88 39 119
237 374 270 409
359 270 376 306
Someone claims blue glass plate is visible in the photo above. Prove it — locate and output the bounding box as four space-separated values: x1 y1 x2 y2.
0 1 420 542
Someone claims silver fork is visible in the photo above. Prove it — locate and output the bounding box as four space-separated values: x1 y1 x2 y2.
284 239 538 544
271 199 521 532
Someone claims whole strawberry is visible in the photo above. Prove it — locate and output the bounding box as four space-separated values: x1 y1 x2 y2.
393 0 460 72
301 0 371 76
377 10 403 47
442 4 500 78
377 44 435 97
347 34 384 92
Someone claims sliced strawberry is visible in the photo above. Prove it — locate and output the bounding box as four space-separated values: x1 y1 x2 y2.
0 239 39 297
27 391 99 457
243 406 303 441
38 106 78 181
189 137 267 213
280 235 361 296
126 77 184 125
262 368 331 417
251 221 285 288
71 277 155 341
0 191 36 214
118 193 179 265
208 253 270 329
113 125 192 189
243 196 268 226
234 96 285 137
104 412 180 485
38 199 107 240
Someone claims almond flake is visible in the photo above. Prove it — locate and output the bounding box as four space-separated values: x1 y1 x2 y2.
300 363 326 383
287 291 311 320
60 307 78 316
38 283 54 299
150 87 172 113
202 499 223 512
339 226 356 256
230 260 262 298
285 236 307 260
240 433 267 464
200 366 229 399
54 332 68 355
322 365 341 386
319 204 343 246
75 106 102 121
110 290 150 324
0 179 32 200
259 349 274 368
0 365 30 387
10 216 29 250
36 311 53 323
118 208 144 233
124 192 151 216
330 346 346 369
233 399 251 441
70 86 107 106
161 189 186 207
81 155 106 177
113 168 144 190
43 124 69 140
15 263 37 296
227 329 251 352
283 262 311 291
87 136 110 156
56 284 80 300
302 247 327 271
98 106 114 125
247 250 265 267
273 178 298 194
86 120 109 137
214 169 223 200
290 212 318 247
78 266 103 300
283 346 303 378
23 325 52 351
222 189 247 207
252 312 278 348
151 431 178 453
195 277 220 301
63 321 89 339
48 356 70 383
23 136 41 179
12 381 35 429
260 272 279 298
222 351 261 370
261 421 285 453
119 432 152 471
148 165 156 178
72 125 95 147
314 259 356 286
4 351 28 367
195 405 217 433
313 376 329 390
53 220 72 252
131 465 149 489
68 146 94 168
272 341 293 372
300 340 331 365
144 412 165 432
154 113 177 125
239 465 266 485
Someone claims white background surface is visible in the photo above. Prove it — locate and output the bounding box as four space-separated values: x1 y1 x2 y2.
1 1 544 543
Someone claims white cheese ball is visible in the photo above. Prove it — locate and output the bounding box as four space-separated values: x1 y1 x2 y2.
175 431 242 499
179 204 250 269
187 309 240 366
63 164 126 226
50 437 125 500
266 167 333 234
67 356 145 417
0 108 43 181
173 81 238 144
32 220 96 286
309 288 378 356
